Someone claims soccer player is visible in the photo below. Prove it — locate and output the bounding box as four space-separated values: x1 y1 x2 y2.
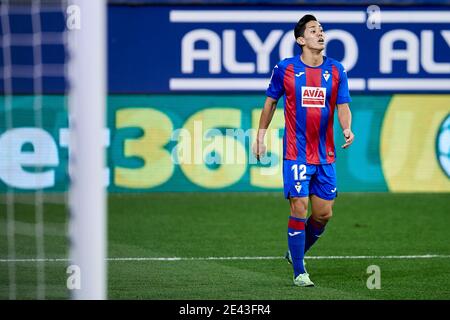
252 14 354 287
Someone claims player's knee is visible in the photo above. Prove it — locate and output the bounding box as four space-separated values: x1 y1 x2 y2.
323 211 333 223
315 210 333 225
290 198 308 218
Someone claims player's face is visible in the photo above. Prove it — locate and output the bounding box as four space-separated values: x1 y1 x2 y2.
298 21 325 52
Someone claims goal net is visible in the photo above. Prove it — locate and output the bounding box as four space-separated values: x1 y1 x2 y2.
0 0 106 300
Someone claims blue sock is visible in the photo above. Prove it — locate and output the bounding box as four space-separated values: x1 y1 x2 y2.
287 216 306 277
304 217 325 254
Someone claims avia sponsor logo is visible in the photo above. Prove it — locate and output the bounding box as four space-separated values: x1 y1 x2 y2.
301 86 326 108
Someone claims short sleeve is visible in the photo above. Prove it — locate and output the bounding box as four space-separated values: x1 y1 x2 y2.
266 64 284 100
336 67 352 104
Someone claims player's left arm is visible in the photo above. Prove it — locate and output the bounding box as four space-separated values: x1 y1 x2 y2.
337 103 354 149
336 64 354 149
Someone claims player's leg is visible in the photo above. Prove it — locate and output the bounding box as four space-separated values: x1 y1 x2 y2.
283 160 314 286
289 196 308 219
288 197 314 286
305 163 337 253
287 198 308 278
305 195 334 253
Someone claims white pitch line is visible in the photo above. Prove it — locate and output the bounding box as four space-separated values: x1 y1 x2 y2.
305 255 450 260
1 254 450 263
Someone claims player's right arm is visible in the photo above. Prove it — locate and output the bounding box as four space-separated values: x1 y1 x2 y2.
253 97 278 161
253 63 285 161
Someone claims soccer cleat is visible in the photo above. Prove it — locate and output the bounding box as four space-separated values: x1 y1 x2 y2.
284 250 307 273
293 273 315 287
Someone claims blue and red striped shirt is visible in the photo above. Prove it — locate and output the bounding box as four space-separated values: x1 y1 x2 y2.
266 55 351 164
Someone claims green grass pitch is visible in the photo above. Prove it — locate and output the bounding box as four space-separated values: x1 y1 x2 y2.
1 192 450 299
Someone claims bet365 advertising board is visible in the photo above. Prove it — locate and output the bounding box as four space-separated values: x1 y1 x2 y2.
1 94 449 192
0 5 449 192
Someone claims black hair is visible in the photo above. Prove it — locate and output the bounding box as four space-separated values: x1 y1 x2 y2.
294 14 318 40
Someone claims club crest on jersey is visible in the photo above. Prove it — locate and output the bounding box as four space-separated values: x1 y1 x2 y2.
323 70 330 82
301 86 326 108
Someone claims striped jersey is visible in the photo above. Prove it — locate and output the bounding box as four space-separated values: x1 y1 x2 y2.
266 55 351 164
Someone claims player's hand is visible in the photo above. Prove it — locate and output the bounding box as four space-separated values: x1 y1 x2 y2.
341 128 354 149
252 141 267 162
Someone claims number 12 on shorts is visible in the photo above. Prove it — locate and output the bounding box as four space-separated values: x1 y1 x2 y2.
291 164 306 181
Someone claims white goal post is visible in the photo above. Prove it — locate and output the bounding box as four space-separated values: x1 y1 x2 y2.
68 0 107 300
